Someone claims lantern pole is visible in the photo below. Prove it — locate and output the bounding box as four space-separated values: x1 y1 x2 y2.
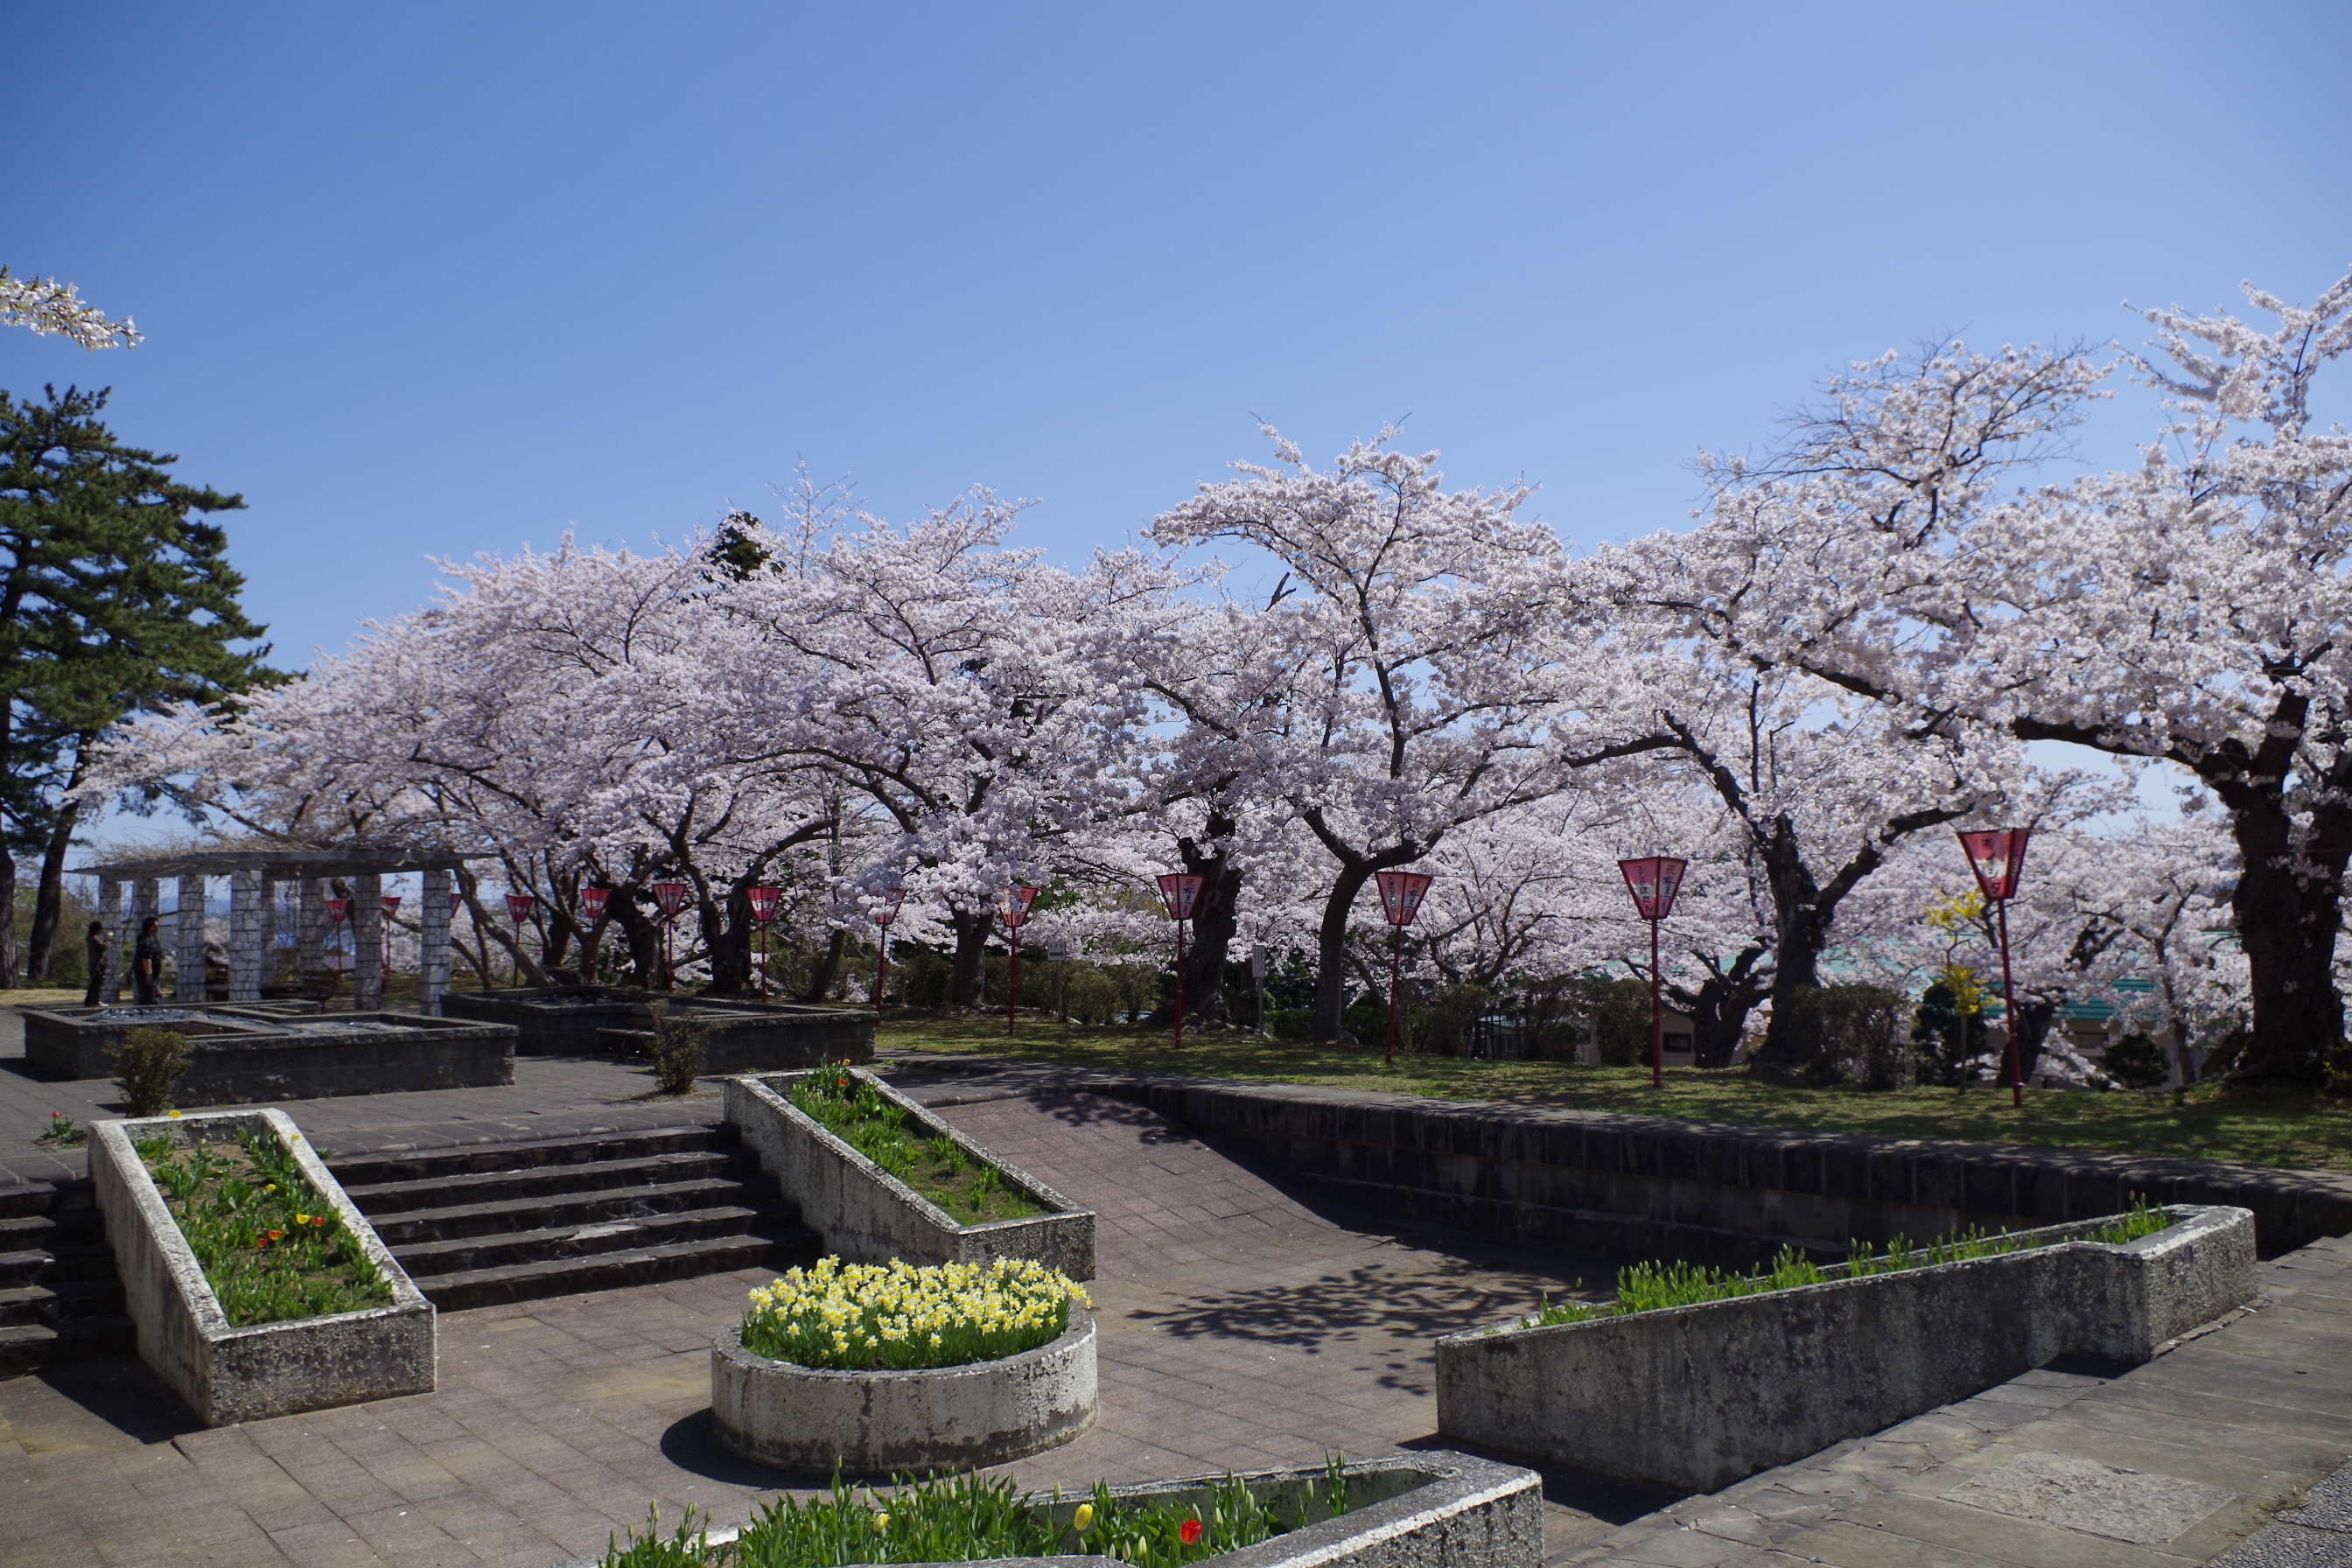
1372 872 1433 1070
1387 920 1404 1069
1648 913 1663 1090
1007 918 1019 1035
1154 874 1205 1048
1997 898 2023 1109
1958 830 2033 1110
1617 857 1686 1090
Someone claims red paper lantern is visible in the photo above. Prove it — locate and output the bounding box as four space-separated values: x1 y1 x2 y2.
504 892 536 924
325 898 351 927
578 886 611 920
1958 828 2032 903
381 894 402 916
1616 858 1687 921
652 880 692 920
1155 873 1206 921
997 886 1039 929
449 891 464 914
746 885 782 924
1375 871 1434 928
873 886 906 928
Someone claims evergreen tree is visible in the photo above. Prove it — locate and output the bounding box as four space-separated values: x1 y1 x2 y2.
0 385 275 982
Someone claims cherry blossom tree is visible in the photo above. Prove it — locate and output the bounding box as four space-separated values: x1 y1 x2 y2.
0 268 139 350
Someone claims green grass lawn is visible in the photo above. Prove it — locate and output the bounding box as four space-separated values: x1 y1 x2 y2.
876 1013 2352 1176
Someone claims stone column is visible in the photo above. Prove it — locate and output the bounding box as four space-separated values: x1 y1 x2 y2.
173 875 208 1003
259 878 280 990
354 872 383 1012
228 869 264 1002
419 868 453 1017
298 878 326 991
94 877 122 1003
130 878 159 1005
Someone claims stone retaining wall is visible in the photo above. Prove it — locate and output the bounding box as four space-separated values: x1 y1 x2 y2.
1085 1077 2352 1259
1434 1203 2257 1493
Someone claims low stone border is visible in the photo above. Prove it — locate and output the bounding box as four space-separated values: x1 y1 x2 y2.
711 1308 1096 1474
24 1003 318 1080
556 1450 1543 1568
444 984 875 1064
1434 1202 2256 1494
89 1107 436 1426
726 1068 1095 1279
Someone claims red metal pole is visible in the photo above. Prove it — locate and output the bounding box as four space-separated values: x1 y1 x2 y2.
1649 916 1663 1089
662 918 674 992
1998 899 2024 1108
1007 926 1019 1035
1386 922 1402 1068
1173 917 1186 1049
872 929 887 1012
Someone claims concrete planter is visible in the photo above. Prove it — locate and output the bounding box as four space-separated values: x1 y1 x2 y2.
1435 1203 2256 1493
90 1107 436 1426
443 984 875 1065
620 1445 1537 1568
726 1068 1095 1279
24 1004 512 1103
24 1003 318 1080
711 1309 1096 1474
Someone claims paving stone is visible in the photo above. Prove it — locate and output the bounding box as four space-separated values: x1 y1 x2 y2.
1939 1451 2236 1546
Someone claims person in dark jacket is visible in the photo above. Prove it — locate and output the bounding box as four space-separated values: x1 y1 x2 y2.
81 920 113 1006
132 916 165 1005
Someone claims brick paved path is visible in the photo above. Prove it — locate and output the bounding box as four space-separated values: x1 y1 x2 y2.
0 1073 1648 1568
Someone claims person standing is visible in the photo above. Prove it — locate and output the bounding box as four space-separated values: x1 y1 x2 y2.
80 920 113 1006
131 916 164 1005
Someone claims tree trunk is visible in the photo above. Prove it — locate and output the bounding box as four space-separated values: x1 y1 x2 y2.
0 853 16 987
1753 822 1831 1074
1670 948 1768 1069
949 910 990 1008
2012 999 2058 1082
2223 824 2346 1088
1157 816 1243 1026
704 885 756 995
802 928 849 1003
24 798 77 980
607 896 663 988
1312 862 1377 1041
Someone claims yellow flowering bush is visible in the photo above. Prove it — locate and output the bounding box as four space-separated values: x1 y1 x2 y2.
739 1256 1090 1371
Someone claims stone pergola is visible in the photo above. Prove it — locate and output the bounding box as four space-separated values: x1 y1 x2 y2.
73 846 486 1015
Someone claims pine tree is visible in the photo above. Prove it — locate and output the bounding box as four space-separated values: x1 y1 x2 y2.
0 385 276 982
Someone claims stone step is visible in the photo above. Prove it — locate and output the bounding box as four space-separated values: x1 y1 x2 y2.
336 1149 757 1214
366 1177 774 1245
325 1125 732 1187
405 1228 820 1312
0 1210 106 1255
0 1178 97 1222
0 1242 119 1290
385 1202 807 1277
0 1316 136 1378
0 1279 128 1330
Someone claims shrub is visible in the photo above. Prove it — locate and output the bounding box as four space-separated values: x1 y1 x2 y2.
738 1256 1088 1370
1779 984 1908 1086
645 1004 707 1095
2101 1032 2171 1091
108 1026 191 1116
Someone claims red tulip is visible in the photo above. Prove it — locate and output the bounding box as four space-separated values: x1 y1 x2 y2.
1179 1520 1202 1546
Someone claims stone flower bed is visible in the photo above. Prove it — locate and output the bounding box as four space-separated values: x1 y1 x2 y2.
1436 1201 2257 1492
90 1107 435 1425
712 1256 1096 1474
725 1068 1094 1278
576 1450 1542 1568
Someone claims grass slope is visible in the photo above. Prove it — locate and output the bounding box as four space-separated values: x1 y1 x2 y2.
877 1014 2352 1175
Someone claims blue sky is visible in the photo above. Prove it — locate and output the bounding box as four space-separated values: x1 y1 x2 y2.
9 1 2349 675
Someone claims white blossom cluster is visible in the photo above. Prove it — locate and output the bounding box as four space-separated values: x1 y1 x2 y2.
0 267 139 350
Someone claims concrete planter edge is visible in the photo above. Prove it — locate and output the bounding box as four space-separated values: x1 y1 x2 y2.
1433 1202 2257 1492
556 1448 1544 1568
724 1068 1096 1279
710 1308 1098 1474
89 1107 437 1426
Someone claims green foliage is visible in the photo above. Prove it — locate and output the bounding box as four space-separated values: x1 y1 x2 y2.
140 1129 391 1326
34 1110 86 1146
2093 1195 2174 1245
601 1503 710 1568
1840 1226 2022 1276
1566 976 1651 1067
788 1071 1044 1223
2102 1032 2172 1092
1777 984 1909 1087
738 1256 1082 1371
644 1004 708 1095
108 1026 190 1116
604 1458 1366 1568
1913 980 1992 1087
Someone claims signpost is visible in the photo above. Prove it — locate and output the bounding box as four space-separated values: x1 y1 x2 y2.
1958 828 2034 1108
746 885 781 998
871 887 906 1012
1374 872 1433 1068
1155 873 1206 1047
652 880 691 991
504 892 536 987
998 886 1039 1033
1617 857 1688 1089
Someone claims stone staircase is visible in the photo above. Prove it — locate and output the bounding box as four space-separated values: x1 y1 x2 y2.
0 1178 136 1376
327 1125 821 1310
